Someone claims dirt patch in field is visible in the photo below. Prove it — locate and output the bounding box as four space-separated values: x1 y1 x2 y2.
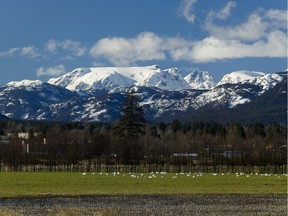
0 194 286 216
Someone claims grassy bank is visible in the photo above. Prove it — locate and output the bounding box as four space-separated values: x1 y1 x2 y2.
0 172 286 197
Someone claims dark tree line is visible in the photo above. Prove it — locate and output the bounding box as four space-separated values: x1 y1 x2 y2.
0 119 286 172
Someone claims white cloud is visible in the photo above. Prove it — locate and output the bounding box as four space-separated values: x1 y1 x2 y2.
60 39 86 57
170 31 287 63
89 2 286 66
0 48 18 57
36 65 66 77
0 46 39 58
2 2 285 67
90 28 286 65
90 32 166 65
218 1 236 20
207 1 236 21
204 4 287 42
45 39 57 53
178 0 197 23
0 39 85 63
205 11 269 42
266 9 288 29
20 46 40 58
178 3 286 62
45 39 86 58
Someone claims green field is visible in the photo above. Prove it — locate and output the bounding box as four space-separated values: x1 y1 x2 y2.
0 172 286 197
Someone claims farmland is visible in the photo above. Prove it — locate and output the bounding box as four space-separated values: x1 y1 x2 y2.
0 172 286 197
0 120 287 215
0 172 287 215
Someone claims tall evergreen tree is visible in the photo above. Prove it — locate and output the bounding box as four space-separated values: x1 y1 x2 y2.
113 89 146 164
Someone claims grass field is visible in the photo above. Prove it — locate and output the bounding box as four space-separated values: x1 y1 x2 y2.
0 172 286 197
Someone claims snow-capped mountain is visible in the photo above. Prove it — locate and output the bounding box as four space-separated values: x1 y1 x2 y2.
0 66 286 124
5 80 44 89
217 70 265 86
48 65 191 91
48 68 135 92
0 80 78 120
184 69 215 89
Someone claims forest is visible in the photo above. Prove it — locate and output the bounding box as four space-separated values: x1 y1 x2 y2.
0 91 286 173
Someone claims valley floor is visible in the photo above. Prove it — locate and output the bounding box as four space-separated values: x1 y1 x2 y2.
0 194 286 216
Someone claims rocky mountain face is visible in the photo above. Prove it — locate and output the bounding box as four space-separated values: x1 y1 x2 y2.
0 66 286 124
184 69 215 89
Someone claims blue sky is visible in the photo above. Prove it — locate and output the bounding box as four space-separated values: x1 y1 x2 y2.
0 0 287 84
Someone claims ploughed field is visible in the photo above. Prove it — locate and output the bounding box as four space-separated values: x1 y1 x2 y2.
0 172 286 215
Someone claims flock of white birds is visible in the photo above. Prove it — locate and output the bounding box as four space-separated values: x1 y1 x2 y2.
81 171 287 179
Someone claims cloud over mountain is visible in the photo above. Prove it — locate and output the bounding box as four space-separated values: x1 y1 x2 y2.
90 32 166 66
36 65 66 77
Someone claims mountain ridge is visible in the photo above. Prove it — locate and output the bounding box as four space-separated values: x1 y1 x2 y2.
0 66 286 124
48 65 192 91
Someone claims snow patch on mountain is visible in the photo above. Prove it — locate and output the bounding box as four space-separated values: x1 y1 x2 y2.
229 96 251 108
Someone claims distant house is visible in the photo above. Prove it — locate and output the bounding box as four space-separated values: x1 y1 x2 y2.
7 132 40 140
0 135 9 145
211 151 246 159
223 151 245 158
173 153 198 158
0 135 9 149
0 135 9 153
210 152 223 159
6 132 47 154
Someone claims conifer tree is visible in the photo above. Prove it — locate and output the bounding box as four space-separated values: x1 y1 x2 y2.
113 89 146 164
